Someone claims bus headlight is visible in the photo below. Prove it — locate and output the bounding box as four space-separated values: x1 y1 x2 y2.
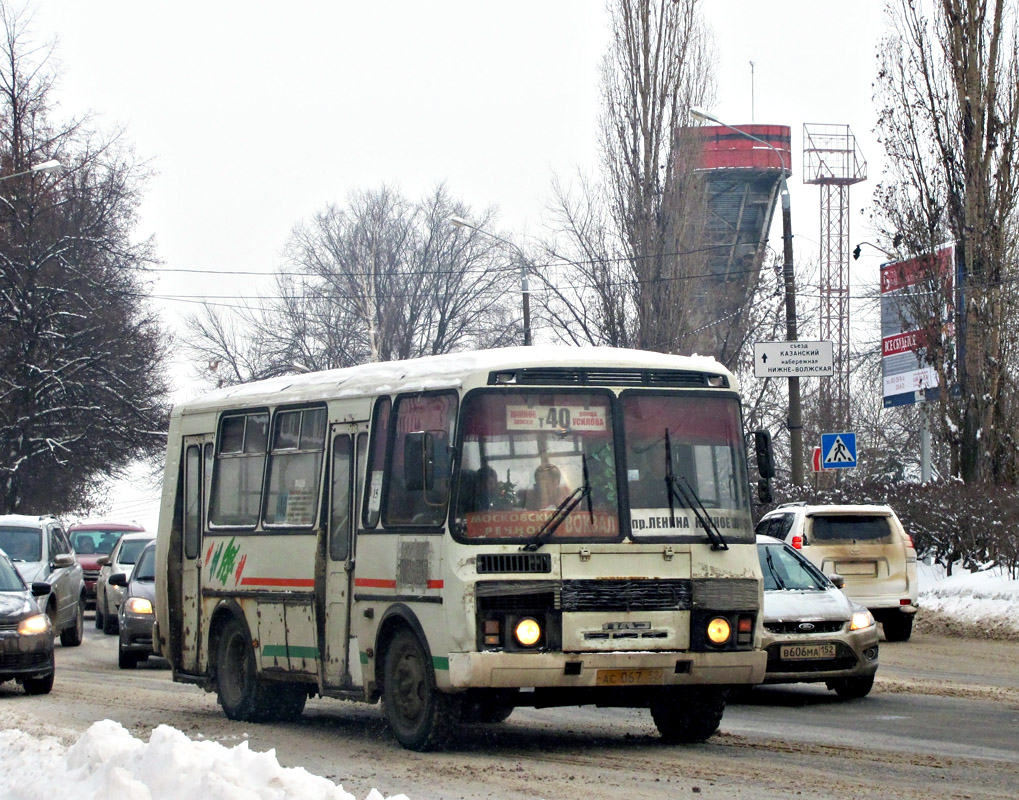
514 617 542 647
706 616 731 645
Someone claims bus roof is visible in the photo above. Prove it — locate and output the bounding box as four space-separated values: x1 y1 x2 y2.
175 346 734 414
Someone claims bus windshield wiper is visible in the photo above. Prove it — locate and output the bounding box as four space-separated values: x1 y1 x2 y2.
664 430 728 551
521 456 593 552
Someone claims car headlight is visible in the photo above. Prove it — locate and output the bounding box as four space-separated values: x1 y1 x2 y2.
850 609 875 631
18 613 51 635
706 616 732 645
124 597 154 615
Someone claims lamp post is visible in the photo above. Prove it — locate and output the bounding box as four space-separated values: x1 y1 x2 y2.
691 107 803 485
0 159 63 183
450 216 531 346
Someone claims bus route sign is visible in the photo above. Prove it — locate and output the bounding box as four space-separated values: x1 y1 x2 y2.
754 340 834 378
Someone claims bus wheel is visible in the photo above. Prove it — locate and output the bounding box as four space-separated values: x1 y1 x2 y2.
650 687 727 743
216 618 272 722
382 628 460 751
267 684 308 721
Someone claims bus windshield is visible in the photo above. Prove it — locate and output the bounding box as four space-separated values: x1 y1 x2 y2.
455 390 619 543
622 392 753 544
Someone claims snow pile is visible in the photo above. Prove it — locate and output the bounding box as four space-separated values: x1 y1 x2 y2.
0 719 407 800
917 561 1019 639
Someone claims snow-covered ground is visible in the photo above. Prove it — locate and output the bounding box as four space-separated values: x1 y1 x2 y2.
1 563 1015 798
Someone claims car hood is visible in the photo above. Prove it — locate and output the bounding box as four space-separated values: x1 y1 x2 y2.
12 561 46 584
126 579 156 603
0 590 38 622
763 587 852 623
76 555 103 570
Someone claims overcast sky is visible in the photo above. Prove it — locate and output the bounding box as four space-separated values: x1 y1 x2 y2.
26 0 892 526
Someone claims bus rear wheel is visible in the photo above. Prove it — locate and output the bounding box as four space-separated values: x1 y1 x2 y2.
650 687 727 743
215 618 274 722
382 628 460 751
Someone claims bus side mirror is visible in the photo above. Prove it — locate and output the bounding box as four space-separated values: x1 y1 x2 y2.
754 430 775 479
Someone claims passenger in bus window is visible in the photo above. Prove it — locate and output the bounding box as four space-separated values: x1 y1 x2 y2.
529 463 569 510
476 466 512 511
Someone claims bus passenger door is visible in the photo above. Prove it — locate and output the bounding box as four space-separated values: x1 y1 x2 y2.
322 425 367 689
179 437 209 674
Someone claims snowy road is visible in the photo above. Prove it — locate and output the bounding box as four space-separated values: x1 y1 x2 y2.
1 619 1017 800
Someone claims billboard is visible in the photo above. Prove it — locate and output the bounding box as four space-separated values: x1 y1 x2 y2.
880 244 955 408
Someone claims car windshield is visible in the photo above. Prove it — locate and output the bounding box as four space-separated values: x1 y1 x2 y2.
0 554 27 591
0 526 41 562
758 543 828 591
71 530 123 556
119 538 153 565
455 390 619 543
133 546 156 581
810 515 893 544
621 393 753 544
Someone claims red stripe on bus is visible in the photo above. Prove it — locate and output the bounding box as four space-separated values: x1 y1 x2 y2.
354 578 397 589
239 577 315 588
427 580 444 589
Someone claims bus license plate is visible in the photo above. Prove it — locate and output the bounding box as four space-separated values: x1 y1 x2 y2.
780 643 837 660
595 668 664 686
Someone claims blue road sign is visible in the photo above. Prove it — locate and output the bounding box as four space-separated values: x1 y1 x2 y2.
820 432 857 469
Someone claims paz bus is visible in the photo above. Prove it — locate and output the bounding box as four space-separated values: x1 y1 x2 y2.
153 346 771 750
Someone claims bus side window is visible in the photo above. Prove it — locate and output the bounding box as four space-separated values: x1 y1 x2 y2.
209 411 268 528
362 397 391 529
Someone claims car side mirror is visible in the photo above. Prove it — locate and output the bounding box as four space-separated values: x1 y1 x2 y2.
96 555 110 567
828 573 845 589
52 553 75 568
108 572 128 588
31 581 51 597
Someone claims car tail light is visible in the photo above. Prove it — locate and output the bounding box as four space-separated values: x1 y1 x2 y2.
791 535 803 549
900 598 911 606
903 532 915 549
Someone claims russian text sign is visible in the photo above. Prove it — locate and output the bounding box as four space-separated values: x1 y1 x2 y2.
754 341 834 378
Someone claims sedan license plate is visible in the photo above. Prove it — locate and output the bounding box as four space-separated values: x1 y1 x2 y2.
595 668 664 686
780 643 837 660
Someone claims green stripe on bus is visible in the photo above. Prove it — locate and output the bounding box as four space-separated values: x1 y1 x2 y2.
432 656 449 671
261 644 320 660
360 651 369 664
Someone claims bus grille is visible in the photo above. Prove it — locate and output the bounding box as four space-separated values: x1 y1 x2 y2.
490 368 726 388
476 553 552 574
561 579 692 612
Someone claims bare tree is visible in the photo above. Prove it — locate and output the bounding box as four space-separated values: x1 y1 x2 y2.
184 184 519 384
873 0 1019 484
0 4 170 514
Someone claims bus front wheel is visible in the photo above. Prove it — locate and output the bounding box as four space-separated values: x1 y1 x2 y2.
215 618 273 722
382 628 460 751
650 687 727 743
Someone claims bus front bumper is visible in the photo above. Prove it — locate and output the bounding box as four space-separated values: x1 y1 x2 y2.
444 649 766 690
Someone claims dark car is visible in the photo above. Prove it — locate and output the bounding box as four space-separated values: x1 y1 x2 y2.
111 540 156 669
67 520 146 609
0 546 56 694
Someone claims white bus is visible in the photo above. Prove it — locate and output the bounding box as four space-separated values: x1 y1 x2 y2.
154 346 770 750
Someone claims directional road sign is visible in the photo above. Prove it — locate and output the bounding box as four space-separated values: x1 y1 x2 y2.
820 432 857 469
754 340 834 378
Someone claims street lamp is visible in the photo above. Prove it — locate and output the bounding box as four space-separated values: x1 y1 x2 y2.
450 216 531 346
0 159 63 183
690 107 804 485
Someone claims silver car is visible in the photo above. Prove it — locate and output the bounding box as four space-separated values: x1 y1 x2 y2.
756 534 879 698
95 531 154 634
111 540 156 669
0 514 85 647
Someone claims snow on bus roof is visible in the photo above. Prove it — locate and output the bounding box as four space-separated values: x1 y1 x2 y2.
177 346 731 412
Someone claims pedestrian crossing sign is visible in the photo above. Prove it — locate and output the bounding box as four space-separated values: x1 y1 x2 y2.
820 432 857 469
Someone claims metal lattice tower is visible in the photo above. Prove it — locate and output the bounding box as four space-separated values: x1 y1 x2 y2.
803 124 866 430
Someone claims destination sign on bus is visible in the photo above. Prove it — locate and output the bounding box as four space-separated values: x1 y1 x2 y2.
506 405 607 432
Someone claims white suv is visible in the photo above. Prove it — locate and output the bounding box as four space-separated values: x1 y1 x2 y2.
755 503 919 641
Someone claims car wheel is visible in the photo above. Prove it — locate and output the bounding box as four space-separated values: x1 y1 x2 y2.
22 666 55 695
215 617 274 722
650 687 728 743
828 674 875 699
102 598 119 635
382 628 461 751
882 614 914 642
60 596 84 647
95 603 104 629
118 639 140 669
